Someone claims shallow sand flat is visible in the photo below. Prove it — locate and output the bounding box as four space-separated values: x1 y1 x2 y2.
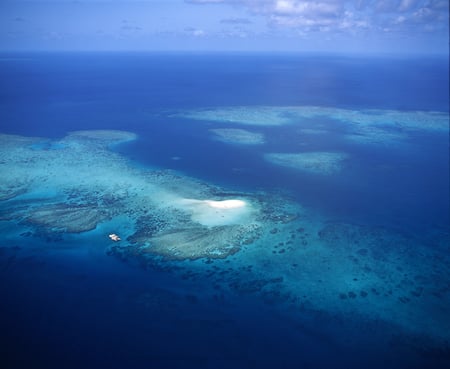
265 152 348 175
210 128 265 145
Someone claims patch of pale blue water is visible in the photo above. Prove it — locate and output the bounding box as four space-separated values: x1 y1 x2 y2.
30 141 67 151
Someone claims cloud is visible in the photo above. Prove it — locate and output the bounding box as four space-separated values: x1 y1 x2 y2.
185 0 448 37
185 27 206 37
220 17 252 24
374 0 400 12
121 25 142 31
398 0 417 12
120 19 142 32
272 0 341 16
185 0 228 3
261 1 369 32
384 0 449 32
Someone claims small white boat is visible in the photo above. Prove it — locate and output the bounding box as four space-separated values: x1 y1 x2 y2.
109 233 121 241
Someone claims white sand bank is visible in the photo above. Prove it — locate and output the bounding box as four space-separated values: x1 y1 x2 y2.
176 198 252 227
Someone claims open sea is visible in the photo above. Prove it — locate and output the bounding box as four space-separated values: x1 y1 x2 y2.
0 53 449 369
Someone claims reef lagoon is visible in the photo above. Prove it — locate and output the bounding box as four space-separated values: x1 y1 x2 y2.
0 53 449 369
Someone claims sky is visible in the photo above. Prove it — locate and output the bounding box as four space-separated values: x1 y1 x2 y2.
0 0 448 54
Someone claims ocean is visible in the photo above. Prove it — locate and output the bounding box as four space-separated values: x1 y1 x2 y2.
0 52 449 369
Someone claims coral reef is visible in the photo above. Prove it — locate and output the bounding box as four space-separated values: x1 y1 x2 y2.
25 204 108 233
265 152 348 175
210 128 265 145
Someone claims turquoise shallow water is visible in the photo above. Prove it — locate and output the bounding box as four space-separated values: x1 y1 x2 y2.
0 53 449 369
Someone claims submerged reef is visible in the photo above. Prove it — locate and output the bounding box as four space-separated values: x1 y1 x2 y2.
175 106 449 145
24 204 108 233
136 223 260 260
1 126 449 352
265 152 348 175
210 128 265 145
179 106 292 126
0 130 290 260
68 129 138 144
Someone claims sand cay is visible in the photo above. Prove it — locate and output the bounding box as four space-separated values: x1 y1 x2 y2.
176 198 252 227
205 199 246 209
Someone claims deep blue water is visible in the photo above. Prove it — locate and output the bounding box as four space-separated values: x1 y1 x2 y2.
1 53 447 229
0 53 449 369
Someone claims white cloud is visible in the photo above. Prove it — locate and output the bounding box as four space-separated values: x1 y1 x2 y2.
206 0 447 37
181 0 448 47
375 0 399 12
394 15 406 24
273 0 340 16
384 1 448 31
412 6 433 21
185 0 228 3
185 27 206 36
398 0 417 12
256 1 374 34
338 11 370 31
220 17 252 24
